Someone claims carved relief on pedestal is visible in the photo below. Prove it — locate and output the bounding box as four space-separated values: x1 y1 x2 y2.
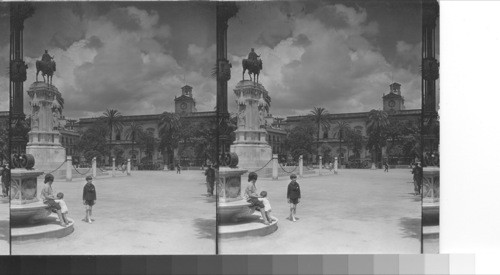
31 106 40 130
52 109 60 130
237 105 246 128
258 107 265 128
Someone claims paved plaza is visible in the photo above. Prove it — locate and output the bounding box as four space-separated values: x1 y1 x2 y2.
0 202 9 255
12 170 215 255
220 168 421 254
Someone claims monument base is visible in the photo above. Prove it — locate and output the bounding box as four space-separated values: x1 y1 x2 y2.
11 214 74 242
219 213 278 238
230 143 272 170
26 145 66 172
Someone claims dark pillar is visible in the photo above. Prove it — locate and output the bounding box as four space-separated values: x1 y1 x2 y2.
215 2 238 166
9 3 34 155
421 0 439 166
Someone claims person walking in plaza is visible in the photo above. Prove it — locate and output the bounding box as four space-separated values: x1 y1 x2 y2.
83 175 97 223
40 174 66 227
176 163 181 174
287 173 301 222
1 163 9 197
384 161 389 172
243 172 270 225
205 164 216 197
412 162 423 195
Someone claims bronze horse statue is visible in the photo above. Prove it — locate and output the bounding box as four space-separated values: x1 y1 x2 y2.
242 58 262 83
36 60 56 84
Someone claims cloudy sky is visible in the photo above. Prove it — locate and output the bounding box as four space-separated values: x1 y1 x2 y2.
226 1 425 117
0 2 216 118
1 1 426 118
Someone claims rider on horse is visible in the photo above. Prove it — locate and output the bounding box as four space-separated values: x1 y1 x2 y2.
36 50 56 84
42 50 53 63
248 48 260 65
243 48 263 83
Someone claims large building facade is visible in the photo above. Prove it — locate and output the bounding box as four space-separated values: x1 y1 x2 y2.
282 83 421 166
56 82 419 168
71 85 217 168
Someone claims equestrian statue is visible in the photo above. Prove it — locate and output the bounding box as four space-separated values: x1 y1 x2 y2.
36 50 56 84
242 48 262 83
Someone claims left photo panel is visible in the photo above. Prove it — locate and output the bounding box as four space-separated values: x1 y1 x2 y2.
5 2 217 255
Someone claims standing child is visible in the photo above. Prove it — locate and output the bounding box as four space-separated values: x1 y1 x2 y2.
384 161 389 172
258 191 275 223
83 175 97 223
54 192 70 225
287 173 301 222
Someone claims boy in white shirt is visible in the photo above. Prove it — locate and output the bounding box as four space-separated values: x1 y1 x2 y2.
54 192 70 225
258 191 275 223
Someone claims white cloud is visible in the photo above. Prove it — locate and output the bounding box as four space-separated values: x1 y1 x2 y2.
226 3 421 116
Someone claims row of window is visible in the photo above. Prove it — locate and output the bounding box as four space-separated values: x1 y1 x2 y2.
322 126 364 139
61 136 76 145
114 128 157 141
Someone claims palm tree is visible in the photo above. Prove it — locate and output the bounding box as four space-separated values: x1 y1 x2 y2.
101 109 124 165
309 107 331 163
125 121 144 163
158 112 181 166
366 109 389 168
336 121 350 165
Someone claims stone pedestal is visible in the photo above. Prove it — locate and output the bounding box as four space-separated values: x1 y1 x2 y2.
218 167 278 238
423 167 440 225
230 80 272 170
26 82 66 173
10 169 44 206
10 168 74 241
422 166 439 253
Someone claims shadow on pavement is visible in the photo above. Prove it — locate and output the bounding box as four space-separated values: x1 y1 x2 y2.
0 220 9 241
399 217 421 240
193 218 215 240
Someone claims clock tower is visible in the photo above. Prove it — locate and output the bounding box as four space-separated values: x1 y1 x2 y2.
382 82 405 112
174 85 197 115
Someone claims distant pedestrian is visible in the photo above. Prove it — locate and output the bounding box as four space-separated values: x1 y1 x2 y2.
412 163 423 195
205 164 216 196
384 162 389 172
176 163 181 174
287 173 301 222
1 163 9 197
83 175 97 223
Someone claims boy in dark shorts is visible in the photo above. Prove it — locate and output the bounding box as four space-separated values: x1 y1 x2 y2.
287 174 301 222
83 175 97 223
41 174 66 227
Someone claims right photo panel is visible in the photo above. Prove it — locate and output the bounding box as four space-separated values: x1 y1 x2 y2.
216 0 436 254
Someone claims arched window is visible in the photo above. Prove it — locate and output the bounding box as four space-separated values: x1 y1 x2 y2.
323 131 328 139
115 131 121 141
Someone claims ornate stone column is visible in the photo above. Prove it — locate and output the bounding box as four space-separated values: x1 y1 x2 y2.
216 2 238 165
25 82 66 172
230 81 272 169
9 3 35 154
